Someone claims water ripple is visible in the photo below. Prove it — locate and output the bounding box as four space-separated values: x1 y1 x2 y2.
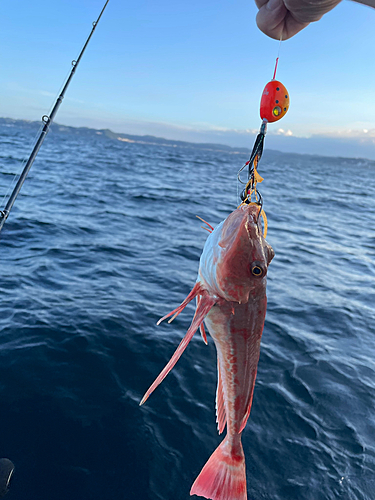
0 122 374 499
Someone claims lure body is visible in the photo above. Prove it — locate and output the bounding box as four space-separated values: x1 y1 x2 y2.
140 204 274 500
260 80 289 123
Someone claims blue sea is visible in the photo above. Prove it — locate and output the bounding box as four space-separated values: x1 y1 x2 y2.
0 120 374 500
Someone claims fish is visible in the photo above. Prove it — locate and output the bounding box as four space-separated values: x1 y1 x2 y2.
140 203 275 500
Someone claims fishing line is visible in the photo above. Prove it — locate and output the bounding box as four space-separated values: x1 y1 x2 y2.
0 0 110 235
272 34 283 80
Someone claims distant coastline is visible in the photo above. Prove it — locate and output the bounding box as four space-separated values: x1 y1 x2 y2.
0 117 252 156
1 117 375 163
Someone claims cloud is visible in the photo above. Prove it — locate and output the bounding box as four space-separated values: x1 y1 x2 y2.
39 90 55 97
275 128 293 136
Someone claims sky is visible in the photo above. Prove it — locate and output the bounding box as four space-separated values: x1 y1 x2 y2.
1 0 375 158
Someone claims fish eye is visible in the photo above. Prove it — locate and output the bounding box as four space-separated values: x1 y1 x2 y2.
251 264 264 277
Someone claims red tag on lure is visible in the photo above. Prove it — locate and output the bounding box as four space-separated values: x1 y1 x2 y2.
260 80 289 123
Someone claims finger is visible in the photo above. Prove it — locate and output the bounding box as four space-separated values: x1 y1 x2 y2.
254 0 268 7
284 0 342 22
255 0 291 40
255 0 340 40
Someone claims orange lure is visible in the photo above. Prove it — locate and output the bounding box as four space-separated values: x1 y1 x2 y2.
260 79 289 123
240 51 289 207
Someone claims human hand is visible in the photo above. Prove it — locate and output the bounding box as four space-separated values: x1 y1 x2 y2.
255 0 342 40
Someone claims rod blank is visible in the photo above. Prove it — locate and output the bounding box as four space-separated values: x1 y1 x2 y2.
0 0 110 234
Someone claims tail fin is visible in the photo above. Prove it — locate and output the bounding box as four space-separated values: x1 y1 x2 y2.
140 286 215 406
190 438 247 500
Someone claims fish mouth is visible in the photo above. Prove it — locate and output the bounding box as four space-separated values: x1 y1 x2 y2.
242 202 262 222
244 205 263 238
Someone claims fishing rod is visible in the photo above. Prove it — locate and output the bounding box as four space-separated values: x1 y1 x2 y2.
0 0 110 235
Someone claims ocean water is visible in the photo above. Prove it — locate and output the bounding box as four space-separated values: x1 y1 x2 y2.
0 120 374 500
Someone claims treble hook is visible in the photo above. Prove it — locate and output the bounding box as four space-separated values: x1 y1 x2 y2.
255 190 263 220
237 161 250 185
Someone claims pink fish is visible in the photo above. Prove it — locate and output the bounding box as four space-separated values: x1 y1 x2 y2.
140 203 274 500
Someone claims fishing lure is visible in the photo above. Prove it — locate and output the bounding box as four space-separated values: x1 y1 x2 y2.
238 49 290 223
260 53 289 123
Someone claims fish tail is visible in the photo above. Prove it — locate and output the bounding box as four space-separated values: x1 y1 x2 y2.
190 437 247 500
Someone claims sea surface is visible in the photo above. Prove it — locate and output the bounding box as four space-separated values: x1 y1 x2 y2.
0 120 374 500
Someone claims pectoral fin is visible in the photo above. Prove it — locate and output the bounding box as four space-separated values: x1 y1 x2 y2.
140 288 215 406
157 282 203 325
196 295 208 344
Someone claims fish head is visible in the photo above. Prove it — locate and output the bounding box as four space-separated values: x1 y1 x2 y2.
214 204 274 303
